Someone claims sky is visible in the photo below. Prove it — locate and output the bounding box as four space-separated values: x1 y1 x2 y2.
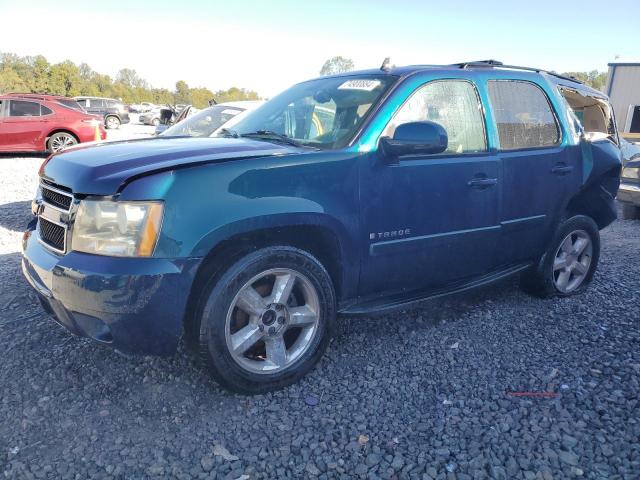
1 0 639 97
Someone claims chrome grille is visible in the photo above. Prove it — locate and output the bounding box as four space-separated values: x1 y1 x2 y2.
38 218 66 252
40 181 73 211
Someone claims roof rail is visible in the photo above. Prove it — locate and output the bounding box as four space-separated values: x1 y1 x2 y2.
451 60 584 84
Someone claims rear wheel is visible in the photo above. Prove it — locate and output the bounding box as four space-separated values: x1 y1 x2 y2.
521 215 600 298
621 203 640 220
105 116 121 129
197 246 336 394
47 132 77 153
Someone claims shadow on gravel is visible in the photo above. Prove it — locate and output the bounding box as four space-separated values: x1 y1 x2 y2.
0 200 33 232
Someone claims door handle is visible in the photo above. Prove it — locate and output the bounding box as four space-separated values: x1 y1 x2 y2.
468 178 498 188
551 164 573 175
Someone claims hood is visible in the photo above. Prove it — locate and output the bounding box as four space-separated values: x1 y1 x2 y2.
41 137 298 195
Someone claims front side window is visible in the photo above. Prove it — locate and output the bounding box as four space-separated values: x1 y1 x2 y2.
9 100 41 117
488 80 560 150
217 75 397 150
382 80 487 154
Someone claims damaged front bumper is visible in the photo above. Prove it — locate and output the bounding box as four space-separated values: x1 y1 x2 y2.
21 228 200 356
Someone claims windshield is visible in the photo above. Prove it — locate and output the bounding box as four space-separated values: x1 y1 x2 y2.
215 75 397 149
161 105 243 137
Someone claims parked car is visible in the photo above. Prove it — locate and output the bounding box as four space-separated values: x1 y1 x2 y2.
158 101 263 137
129 102 156 113
0 94 105 153
74 96 130 129
139 108 163 126
617 138 640 219
23 61 622 393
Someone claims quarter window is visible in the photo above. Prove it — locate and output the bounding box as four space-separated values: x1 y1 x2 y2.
41 105 53 115
9 100 41 117
383 80 487 154
488 80 560 150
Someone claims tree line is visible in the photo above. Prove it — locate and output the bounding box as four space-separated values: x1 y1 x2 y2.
0 53 260 108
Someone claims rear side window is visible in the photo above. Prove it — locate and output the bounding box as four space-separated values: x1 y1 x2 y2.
41 105 53 115
9 100 42 117
488 80 560 150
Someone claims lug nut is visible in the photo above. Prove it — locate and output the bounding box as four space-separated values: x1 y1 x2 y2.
275 304 283 311
277 316 285 324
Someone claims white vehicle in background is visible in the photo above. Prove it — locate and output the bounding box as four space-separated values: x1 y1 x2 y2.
159 101 264 137
129 102 156 113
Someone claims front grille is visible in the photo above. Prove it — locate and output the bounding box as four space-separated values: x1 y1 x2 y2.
39 218 66 252
40 182 73 211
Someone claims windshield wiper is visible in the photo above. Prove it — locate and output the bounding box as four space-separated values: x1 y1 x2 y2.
218 128 239 138
240 130 302 147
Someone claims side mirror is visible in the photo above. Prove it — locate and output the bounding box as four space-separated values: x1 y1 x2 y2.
380 121 448 158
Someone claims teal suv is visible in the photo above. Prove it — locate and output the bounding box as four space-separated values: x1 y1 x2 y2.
23 61 622 393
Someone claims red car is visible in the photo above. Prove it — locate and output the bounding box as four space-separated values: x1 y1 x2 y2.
0 94 106 153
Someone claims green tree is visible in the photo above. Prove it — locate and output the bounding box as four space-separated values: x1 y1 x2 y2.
174 80 191 104
0 66 28 92
560 70 608 92
319 56 354 76
212 87 260 103
49 61 82 96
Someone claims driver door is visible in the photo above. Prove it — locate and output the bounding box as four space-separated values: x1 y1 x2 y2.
359 79 502 296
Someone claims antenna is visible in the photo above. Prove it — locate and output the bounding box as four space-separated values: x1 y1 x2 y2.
380 57 392 72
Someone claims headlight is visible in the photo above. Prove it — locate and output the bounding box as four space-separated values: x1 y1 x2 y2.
622 167 640 179
72 200 163 257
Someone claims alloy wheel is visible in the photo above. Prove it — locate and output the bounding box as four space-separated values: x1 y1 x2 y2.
225 268 320 374
49 134 77 152
552 229 593 293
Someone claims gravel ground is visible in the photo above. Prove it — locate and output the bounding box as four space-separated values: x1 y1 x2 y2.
0 153 639 480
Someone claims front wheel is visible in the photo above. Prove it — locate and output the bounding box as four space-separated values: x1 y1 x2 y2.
197 247 336 394
521 215 600 298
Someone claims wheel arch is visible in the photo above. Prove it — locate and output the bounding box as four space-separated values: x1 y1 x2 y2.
182 219 357 346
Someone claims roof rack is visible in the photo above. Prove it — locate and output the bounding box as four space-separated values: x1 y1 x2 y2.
451 60 584 84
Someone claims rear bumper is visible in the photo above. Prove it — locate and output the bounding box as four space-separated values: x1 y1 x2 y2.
21 228 201 356
617 182 640 206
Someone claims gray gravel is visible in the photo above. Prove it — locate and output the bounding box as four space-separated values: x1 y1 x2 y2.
1 157 639 479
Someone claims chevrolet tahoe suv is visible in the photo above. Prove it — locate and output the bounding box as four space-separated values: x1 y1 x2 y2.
22 61 622 393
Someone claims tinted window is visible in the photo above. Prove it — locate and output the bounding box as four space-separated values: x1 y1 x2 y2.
41 105 53 115
383 80 487 154
9 100 41 117
91 99 105 108
58 99 84 111
488 81 560 150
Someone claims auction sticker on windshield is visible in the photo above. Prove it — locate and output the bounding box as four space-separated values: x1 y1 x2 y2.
338 79 382 91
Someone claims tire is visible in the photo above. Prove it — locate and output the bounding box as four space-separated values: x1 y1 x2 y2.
151 118 160 127
197 246 336 394
105 116 121 129
621 203 640 220
520 215 600 298
47 132 78 153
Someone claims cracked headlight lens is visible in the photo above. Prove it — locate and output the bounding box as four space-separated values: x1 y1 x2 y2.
72 200 163 256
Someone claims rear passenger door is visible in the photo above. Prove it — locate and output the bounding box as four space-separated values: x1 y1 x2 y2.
487 80 581 264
